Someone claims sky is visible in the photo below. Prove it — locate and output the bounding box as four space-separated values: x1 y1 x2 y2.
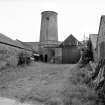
0 0 104 42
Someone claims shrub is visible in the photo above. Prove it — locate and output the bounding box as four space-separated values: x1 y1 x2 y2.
17 51 31 66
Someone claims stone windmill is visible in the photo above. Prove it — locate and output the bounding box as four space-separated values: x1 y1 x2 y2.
39 11 58 62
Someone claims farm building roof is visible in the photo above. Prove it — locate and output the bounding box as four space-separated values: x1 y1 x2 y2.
0 33 32 51
59 34 81 47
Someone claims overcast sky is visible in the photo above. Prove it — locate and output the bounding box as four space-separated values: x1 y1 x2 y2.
0 0 104 42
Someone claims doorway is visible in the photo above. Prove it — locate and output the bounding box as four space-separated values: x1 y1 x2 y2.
45 54 48 62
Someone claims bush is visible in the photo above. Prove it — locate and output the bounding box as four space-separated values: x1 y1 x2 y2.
17 51 31 66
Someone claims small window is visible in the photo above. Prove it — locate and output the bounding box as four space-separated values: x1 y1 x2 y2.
46 17 49 20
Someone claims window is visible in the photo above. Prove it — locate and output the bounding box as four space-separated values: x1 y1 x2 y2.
46 17 49 20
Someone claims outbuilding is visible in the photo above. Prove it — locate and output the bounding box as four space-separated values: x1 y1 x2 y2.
59 34 81 64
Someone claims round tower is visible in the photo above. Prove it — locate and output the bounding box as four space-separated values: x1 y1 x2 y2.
39 11 58 62
40 11 58 46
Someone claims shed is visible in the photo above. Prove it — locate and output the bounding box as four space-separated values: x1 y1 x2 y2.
59 34 81 64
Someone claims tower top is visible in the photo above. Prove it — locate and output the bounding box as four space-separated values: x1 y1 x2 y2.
40 10 58 45
41 11 57 16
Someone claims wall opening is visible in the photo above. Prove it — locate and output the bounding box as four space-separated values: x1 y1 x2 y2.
45 54 48 62
40 54 43 61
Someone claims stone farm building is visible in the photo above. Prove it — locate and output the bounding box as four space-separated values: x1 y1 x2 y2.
89 15 105 62
38 11 81 64
0 33 33 60
0 11 82 64
0 33 35 68
59 34 81 64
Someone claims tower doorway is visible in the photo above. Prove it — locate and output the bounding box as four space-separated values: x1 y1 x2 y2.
45 54 48 62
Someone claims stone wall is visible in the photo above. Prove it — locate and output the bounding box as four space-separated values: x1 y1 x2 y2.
0 43 32 68
97 16 105 60
40 11 58 43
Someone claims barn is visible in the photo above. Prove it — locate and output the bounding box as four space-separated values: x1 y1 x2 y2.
59 34 81 64
0 11 82 64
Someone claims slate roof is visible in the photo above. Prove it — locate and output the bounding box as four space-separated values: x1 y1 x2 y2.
59 34 81 47
22 42 39 51
0 33 24 47
15 39 34 51
0 33 32 51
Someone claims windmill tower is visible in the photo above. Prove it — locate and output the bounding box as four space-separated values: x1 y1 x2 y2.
39 11 58 62
40 11 58 46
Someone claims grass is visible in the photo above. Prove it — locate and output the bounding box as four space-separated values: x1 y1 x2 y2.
45 64 98 105
0 63 100 105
